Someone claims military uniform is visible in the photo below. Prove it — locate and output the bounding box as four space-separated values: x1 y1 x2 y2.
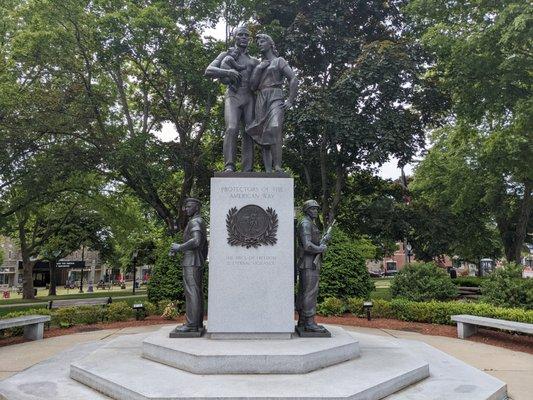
296 214 324 323
180 213 208 328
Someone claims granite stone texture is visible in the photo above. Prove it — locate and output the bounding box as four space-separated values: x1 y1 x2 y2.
0 328 508 400
208 176 294 336
142 325 359 374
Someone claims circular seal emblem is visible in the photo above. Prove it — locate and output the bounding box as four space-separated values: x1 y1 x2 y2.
226 205 278 248
234 205 269 238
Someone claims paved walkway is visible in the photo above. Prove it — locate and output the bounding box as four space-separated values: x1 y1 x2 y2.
0 324 531 399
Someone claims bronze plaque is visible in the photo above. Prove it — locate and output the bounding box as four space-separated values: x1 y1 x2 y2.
226 205 278 248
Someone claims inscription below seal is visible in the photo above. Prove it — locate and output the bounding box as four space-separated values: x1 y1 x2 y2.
226 205 278 248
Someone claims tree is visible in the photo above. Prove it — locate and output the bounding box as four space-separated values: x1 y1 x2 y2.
406 1 532 263
4 0 226 234
253 0 443 223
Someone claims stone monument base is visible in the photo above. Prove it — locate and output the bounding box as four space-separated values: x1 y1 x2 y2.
0 325 507 400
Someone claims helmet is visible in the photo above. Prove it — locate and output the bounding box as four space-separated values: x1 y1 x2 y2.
184 198 201 207
302 200 320 212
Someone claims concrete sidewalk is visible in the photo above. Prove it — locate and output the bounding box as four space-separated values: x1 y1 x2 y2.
0 324 531 400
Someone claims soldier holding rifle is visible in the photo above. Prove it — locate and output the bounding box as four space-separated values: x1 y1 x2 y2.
296 200 334 335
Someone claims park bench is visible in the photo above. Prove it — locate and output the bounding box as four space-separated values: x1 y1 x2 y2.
451 314 533 339
0 315 51 340
47 297 113 310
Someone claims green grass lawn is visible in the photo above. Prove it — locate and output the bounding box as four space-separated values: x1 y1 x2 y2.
0 294 148 317
370 278 392 300
0 286 147 305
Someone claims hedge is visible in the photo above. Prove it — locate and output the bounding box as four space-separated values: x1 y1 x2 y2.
319 297 533 325
0 301 160 338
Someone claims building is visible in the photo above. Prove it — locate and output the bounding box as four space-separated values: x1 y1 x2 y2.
0 236 103 288
366 242 453 275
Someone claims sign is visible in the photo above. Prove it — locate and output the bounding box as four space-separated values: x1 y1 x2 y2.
523 267 533 279
57 261 86 269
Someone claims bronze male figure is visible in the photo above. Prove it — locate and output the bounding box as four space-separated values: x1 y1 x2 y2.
169 198 208 335
205 26 259 172
296 200 331 336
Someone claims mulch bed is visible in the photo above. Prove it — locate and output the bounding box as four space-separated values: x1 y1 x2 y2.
1 314 532 354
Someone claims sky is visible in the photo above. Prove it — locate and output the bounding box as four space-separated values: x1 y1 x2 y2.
156 123 413 180
155 21 415 181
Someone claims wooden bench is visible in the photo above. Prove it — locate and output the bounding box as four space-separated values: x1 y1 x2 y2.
451 314 533 339
47 297 113 309
0 315 51 340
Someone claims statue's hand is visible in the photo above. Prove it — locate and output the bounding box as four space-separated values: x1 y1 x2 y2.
319 244 327 253
169 243 181 256
225 69 241 84
258 60 271 69
283 99 293 110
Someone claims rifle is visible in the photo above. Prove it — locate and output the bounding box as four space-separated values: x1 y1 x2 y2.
313 219 336 268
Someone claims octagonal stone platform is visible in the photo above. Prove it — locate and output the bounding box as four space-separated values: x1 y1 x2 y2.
69 326 432 400
142 325 359 374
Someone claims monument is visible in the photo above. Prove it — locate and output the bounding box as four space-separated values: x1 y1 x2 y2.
0 28 508 400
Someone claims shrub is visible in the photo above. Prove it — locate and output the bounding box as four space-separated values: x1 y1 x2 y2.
144 302 157 316
107 302 133 322
162 302 178 320
52 307 78 328
317 297 346 316
74 306 106 325
344 297 533 325
147 236 185 303
319 229 375 301
453 276 486 287
482 263 533 310
390 262 458 301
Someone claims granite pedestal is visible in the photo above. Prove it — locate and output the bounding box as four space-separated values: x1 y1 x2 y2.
208 175 294 339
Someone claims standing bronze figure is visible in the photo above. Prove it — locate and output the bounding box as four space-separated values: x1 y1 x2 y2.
296 200 332 336
205 27 259 172
169 198 208 336
246 34 298 172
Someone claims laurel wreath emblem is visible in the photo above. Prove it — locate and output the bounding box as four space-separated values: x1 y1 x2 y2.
226 206 278 248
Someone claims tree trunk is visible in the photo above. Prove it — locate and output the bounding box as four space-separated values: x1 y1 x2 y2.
511 180 532 263
48 260 57 296
21 258 35 300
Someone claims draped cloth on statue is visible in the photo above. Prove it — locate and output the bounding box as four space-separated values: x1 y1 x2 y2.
246 57 288 146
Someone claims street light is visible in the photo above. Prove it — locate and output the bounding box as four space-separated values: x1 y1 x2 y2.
132 250 139 294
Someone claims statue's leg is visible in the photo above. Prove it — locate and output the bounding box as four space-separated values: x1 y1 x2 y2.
242 94 255 172
262 145 273 173
183 266 203 328
224 96 242 171
271 107 284 171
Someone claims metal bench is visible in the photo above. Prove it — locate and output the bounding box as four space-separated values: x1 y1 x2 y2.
0 315 51 340
451 314 533 339
48 297 112 309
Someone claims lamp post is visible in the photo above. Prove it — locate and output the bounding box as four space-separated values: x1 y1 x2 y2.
132 250 138 294
79 245 85 293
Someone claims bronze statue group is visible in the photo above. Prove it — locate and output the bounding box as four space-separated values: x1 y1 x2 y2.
169 27 331 336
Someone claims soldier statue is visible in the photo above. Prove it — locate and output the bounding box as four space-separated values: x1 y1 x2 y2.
205 26 259 172
296 200 333 336
169 198 208 335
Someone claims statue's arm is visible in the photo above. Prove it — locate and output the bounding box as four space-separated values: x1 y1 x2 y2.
177 231 202 252
300 224 325 254
250 60 270 92
282 63 298 106
205 51 240 83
